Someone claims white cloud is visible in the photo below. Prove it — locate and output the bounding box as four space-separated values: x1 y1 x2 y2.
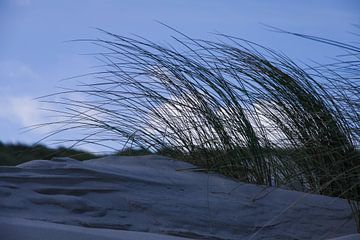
9 96 42 126
0 96 50 133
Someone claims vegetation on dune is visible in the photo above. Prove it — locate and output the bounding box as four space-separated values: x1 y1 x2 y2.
0 142 98 165
116 147 152 156
40 28 360 230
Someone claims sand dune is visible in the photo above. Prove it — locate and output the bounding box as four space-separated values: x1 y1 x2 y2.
0 216 191 240
0 155 358 239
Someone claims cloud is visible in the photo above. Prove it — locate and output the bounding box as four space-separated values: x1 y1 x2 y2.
9 96 42 126
0 96 50 133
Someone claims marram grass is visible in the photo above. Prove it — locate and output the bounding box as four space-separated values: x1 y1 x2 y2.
41 29 360 231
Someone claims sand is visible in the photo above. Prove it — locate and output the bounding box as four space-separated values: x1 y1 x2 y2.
0 155 358 239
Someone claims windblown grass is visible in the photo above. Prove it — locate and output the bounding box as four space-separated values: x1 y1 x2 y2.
41 28 360 231
276 27 360 231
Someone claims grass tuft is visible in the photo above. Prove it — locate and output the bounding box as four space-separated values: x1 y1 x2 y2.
40 28 360 231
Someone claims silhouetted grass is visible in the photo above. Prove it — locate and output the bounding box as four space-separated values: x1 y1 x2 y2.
116 147 152 156
40 28 360 231
276 26 360 231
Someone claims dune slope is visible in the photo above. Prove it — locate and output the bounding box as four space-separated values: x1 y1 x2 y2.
0 155 357 239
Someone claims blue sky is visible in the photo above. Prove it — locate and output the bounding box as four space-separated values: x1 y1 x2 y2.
0 0 359 152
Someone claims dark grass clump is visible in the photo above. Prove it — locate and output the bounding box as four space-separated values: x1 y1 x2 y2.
278 27 360 231
40 29 360 230
116 147 152 156
0 141 98 166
